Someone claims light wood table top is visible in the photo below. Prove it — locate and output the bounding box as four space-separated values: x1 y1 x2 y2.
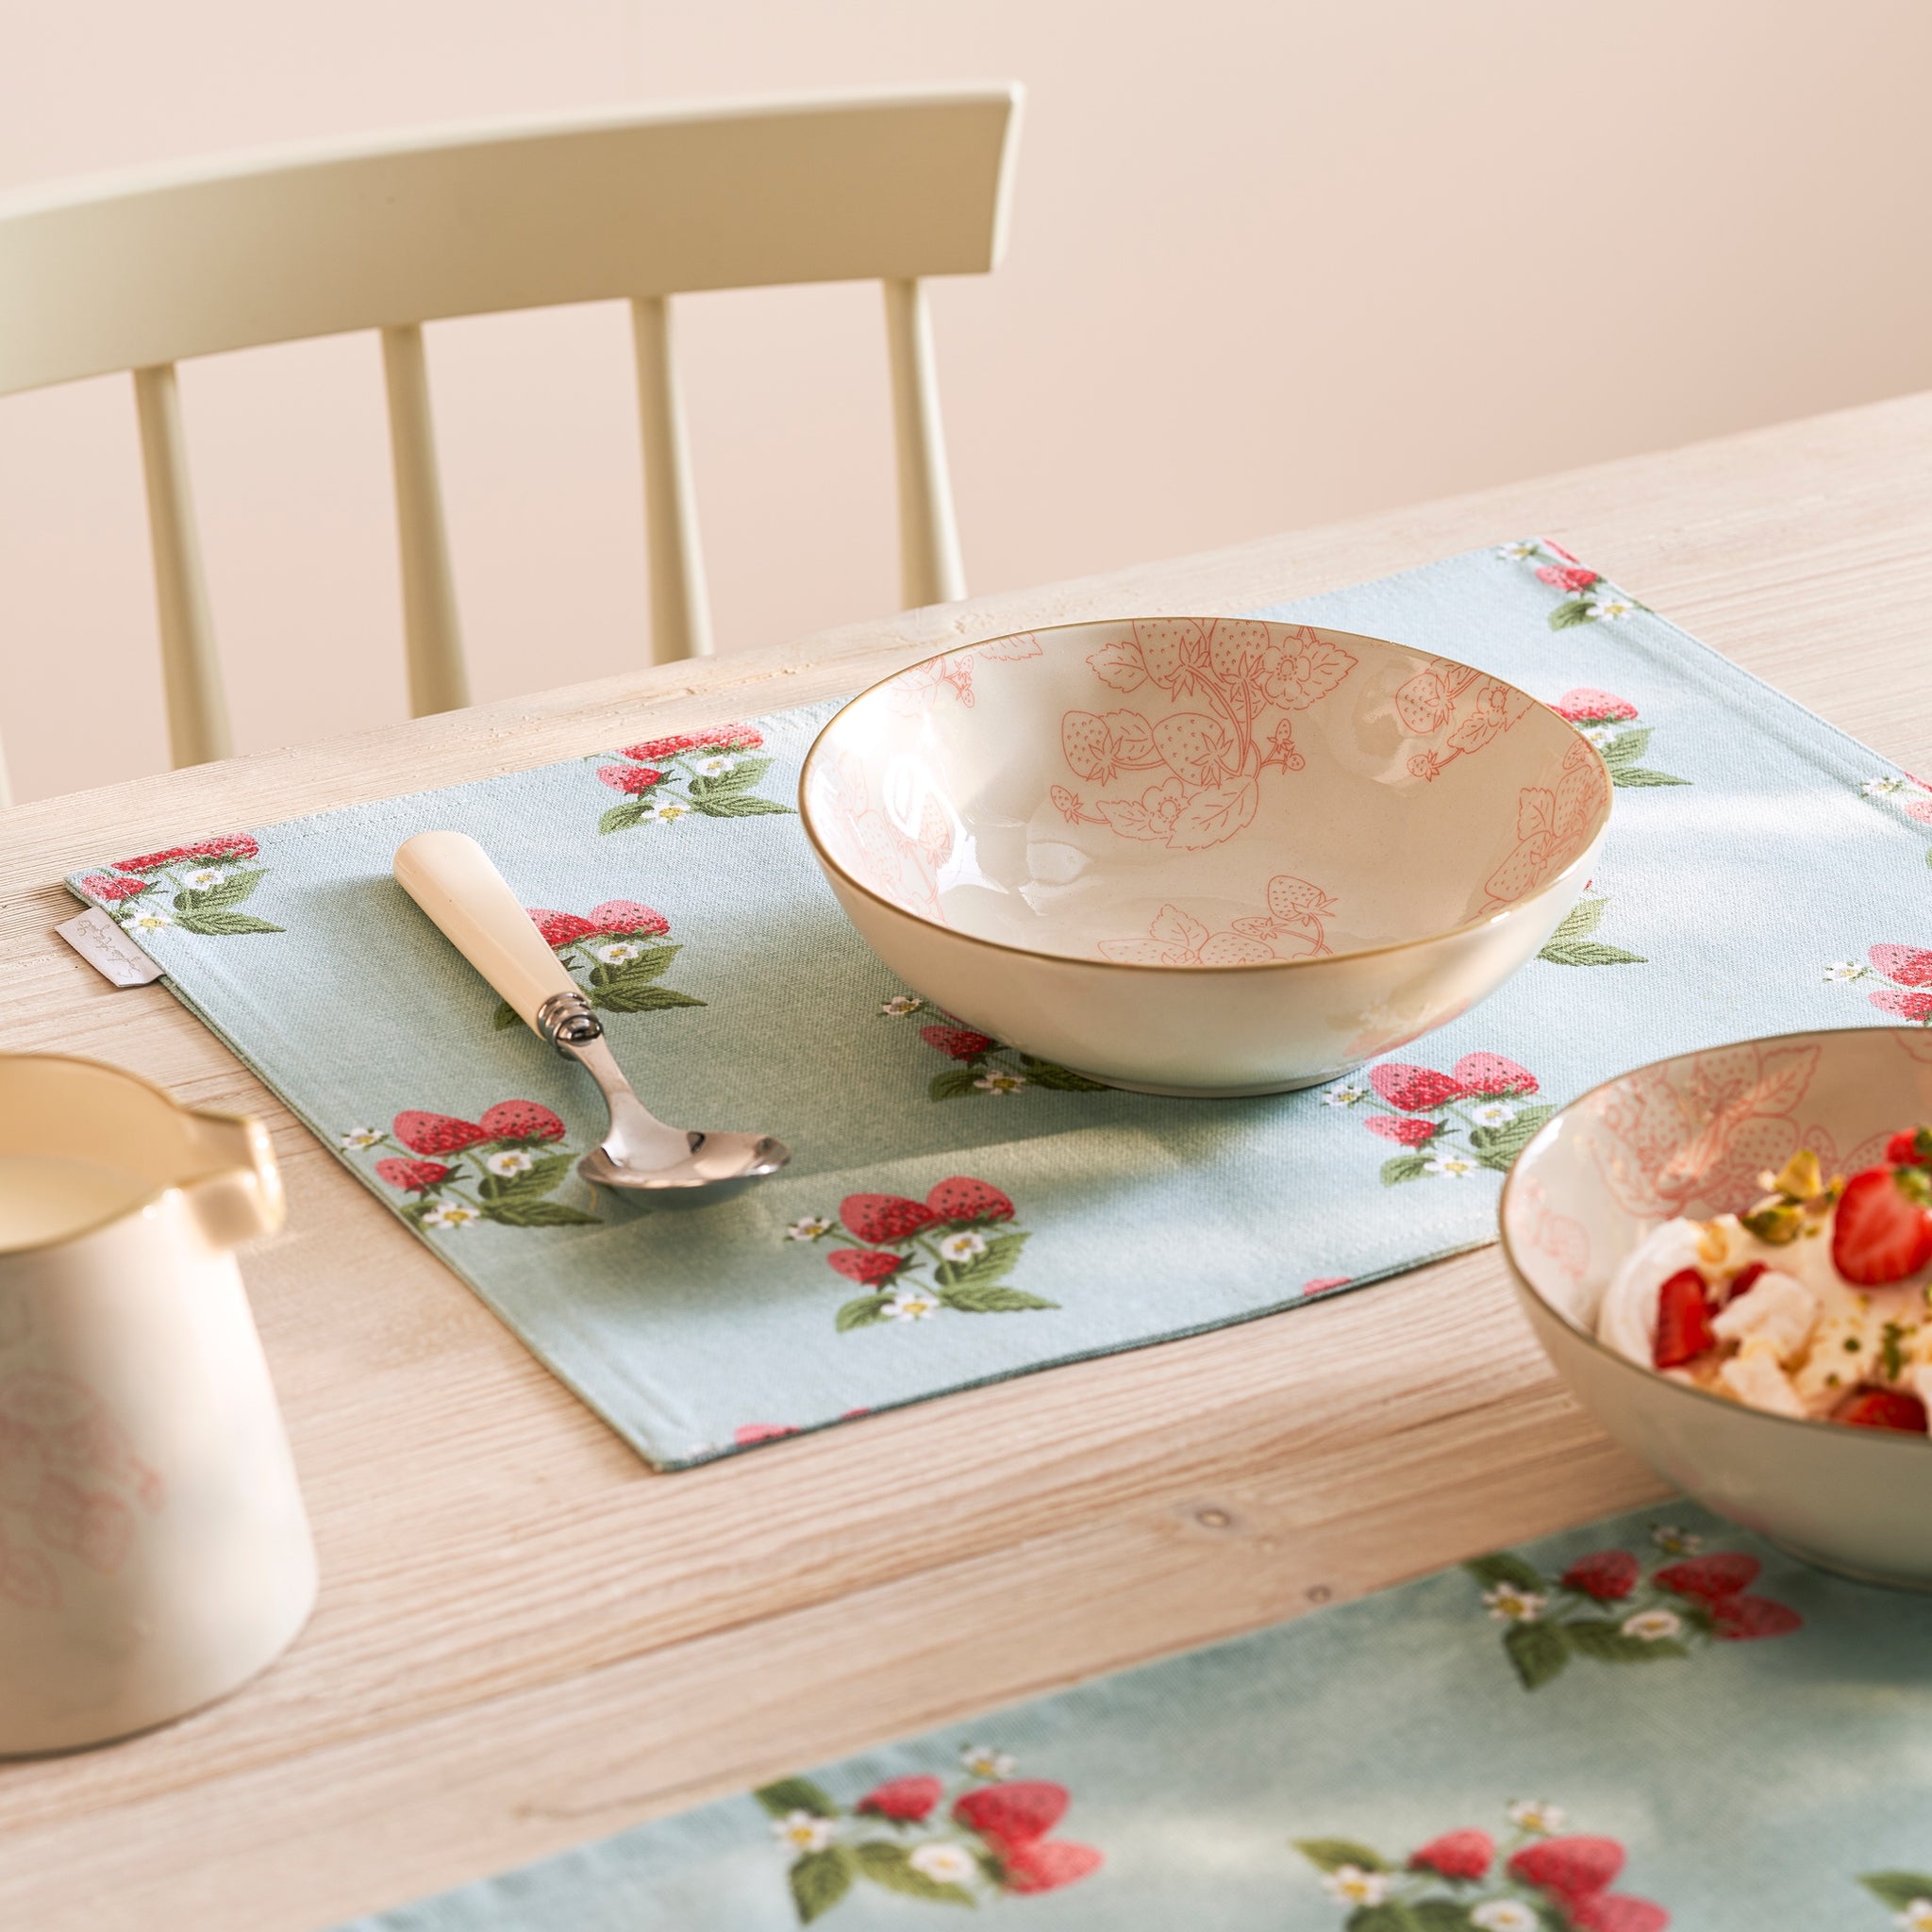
5 391 1931 1931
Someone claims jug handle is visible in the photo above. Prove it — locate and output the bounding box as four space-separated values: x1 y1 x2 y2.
180 1112 287 1251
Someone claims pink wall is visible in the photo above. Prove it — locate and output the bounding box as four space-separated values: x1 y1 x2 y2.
5 2 1930 801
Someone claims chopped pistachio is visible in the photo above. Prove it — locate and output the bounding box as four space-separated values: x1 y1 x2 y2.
1843 1335 1863 1353
1774 1149 1824 1202
1883 1322 1908 1381
1740 1199 1803 1245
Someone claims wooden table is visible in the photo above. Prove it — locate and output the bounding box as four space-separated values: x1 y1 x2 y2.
4 392 1931 1931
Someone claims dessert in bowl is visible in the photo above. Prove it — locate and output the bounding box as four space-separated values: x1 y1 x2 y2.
800 618 1611 1095
1502 1026 1932 1588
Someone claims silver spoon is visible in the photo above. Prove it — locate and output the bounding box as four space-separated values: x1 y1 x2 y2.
392 830 789 1197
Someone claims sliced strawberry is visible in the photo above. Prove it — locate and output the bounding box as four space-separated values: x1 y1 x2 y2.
1652 1269 1716 1369
1407 1829 1493 1880
840 1192 939 1243
826 1249 905 1287
478 1100 567 1144
1834 1387 1930 1432
1654 1552 1760 1601
1369 1063 1465 1112
1724 1260 1769 1302
1832 1165 1932 1285
1887 1126 1932 1168
391 1109 488 1155
999 1840 1102 1893
953 1781 1068 1847
855 1774 942 1822
1708 1591 1804 1641
924 1177 1016 1224
1507 1835 1624 1901
1559 1550 1640 1602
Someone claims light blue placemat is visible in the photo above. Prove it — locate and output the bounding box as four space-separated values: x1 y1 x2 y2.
66 541 1932 1469
327 1500 1932 1929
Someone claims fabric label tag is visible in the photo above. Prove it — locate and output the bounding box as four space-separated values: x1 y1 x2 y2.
56 907 165 986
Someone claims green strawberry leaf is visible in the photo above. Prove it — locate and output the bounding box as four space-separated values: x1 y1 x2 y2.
1562 1620 1690 1664
1539 940 1648 967
594 983 707 1013
1504 1619 1570 1690
175 866 266 910
1015 1057 1109 1091
1293 1839 1391 1875
754 1778 840 1820
1547 598 1597 630
1860 1874 1932 1911
1379 1153 1432 1185
1465 1551 1548 1592
690 792 793 817
850 1840 974 1904
1467 1107 1556 1169
937 1284 1057 1313
685 755 773 796
835 1294 895 1331
598 800 651 834
928 1067 983 1101
479 1197 601 1227
1612 768 1691 787
174 909 285 935
790 1848 855 1924
933 1232 1027 1290
588 944 679 983
1409 1904 1477 1931
477 1154 575 1204
492 1000 520 1030
1598 726 1654 768
1547 897 1607 941
1346 1907 1426 1932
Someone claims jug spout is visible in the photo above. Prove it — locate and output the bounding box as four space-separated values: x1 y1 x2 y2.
179 1110 286 1251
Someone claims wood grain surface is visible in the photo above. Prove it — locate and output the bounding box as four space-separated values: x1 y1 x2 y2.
4 391 1931 1930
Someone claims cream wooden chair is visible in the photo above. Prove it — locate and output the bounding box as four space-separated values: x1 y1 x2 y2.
0 83 1024 804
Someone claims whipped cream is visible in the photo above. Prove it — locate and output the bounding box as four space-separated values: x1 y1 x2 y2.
1597 1210 1932 1428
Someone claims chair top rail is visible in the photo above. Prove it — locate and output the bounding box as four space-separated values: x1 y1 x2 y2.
0 82 1023 396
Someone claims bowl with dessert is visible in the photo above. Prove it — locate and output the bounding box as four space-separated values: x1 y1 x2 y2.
1500 1025 1932 1588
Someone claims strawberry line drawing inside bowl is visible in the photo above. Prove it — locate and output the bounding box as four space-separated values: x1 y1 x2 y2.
799 619 1613 1096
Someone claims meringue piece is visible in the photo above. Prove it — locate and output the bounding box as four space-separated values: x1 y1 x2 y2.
1710 1269 1817 1366
1718 1343 1808 1420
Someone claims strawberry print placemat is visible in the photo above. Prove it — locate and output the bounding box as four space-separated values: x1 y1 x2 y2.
326 1501 1932 1928
66 541 1932 1468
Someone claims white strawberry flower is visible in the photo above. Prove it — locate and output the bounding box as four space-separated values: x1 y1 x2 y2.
1895 1900 1932 1932
694 755 737 776
1424 1153 1482 1179
1322 1082 1370 1107
974 1071 1026 1095
1651 1524 1702 1555
1496 541 1541 561
785 1216 833 1241
772 1811 835 1854
880 994 925 1016
1507 1799 1566 1834
1585 594 1637 622
485 1149 536 1177
179 867 227 891
1322 1866 1391 1906
1473 1904 1541 1932
1468 1101 1519 1126
642 801 691 824
1822 959 1871 982
122 906 174 931
939 1231 987 1262
883 1289 941 1321
422 1202 482 1230
595 940 646 964
338 1126 384 1150
960 1744 1014 1778
1579 724 1621 749
1483 1584 1547 1623
1863 775 1908 796
1621 1607 1684 1641
908 1842 977 1885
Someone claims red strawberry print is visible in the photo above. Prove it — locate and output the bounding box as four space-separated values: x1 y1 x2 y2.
392 1110 489 1155
621 733 701 759
113 846 192 873
1366 1115 1439 1146
1507 1835 1624 1902
528 908 601 948
621 724 761 760
1886 1126 1932 1167
1370 1063 1466 1112
187 833 258 861
921 1024 995 1061
1653 1552 1760 1601
1652 1268 1716 1368
1708 1591 1804 1641
1870 943 1932 988
374 1158 454 1192
1452 1052 1539 1097
596 764 664 794
827 1249 906 1287
1832 1165 1932 1285
1872 989 1932 1023
953 1780 1068 1847
1569 1894 1669 1932
1560 1549 1641 1601
855 1774 942 1823
1547 541 1582 563
1000 1840 1103 1893
1834 1387 1929 1432
1537 564 1601 592
924 1177 1016 1224
479 1101 567 1143
79 874 153 902
1407 1829 1492 1880
732 1423 798 1445
1551 689 1638 723
840 1192 940 1243
587 899 670 937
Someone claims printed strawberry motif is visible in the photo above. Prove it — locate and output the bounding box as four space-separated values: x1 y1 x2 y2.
77 873 153 902
1550 689 1639 724
529 909 602 948
1559 1549 1641 1601
1708 1592 1805 1641
1507 1836 1624 1902
587 899 670 936
1570 1894 1670 1932
1370 1064 1467 1112
1870 944 1932 988
827 1249 907 1287
856 1774 942 1822
597 763 665 794
1453 1053 1540 1097
953 1780 1069 1847
921 1024 996 1062
478 1101 567 1143
1366 1115 1439 1145
392 1110 490 1155
1537 564 1601 592
1408 1829 1493 1880
841 1193 940 1243
1653 1552 1760 1601
113 846 192 873
374 1158 454 1192
1000 1840 1104 1893
187 833 260 861
924 1177 1016 1224
621 733 703 760
1872 989 1932 1023
733 1423 798 1445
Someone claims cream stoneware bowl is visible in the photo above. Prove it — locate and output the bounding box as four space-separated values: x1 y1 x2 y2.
800 618 1612 1095
1502 1025 1932 1590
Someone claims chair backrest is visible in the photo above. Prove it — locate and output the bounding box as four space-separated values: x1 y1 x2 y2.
0 84 1024 800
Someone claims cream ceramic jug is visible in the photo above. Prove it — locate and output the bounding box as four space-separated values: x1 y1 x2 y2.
0 1055 316 1755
